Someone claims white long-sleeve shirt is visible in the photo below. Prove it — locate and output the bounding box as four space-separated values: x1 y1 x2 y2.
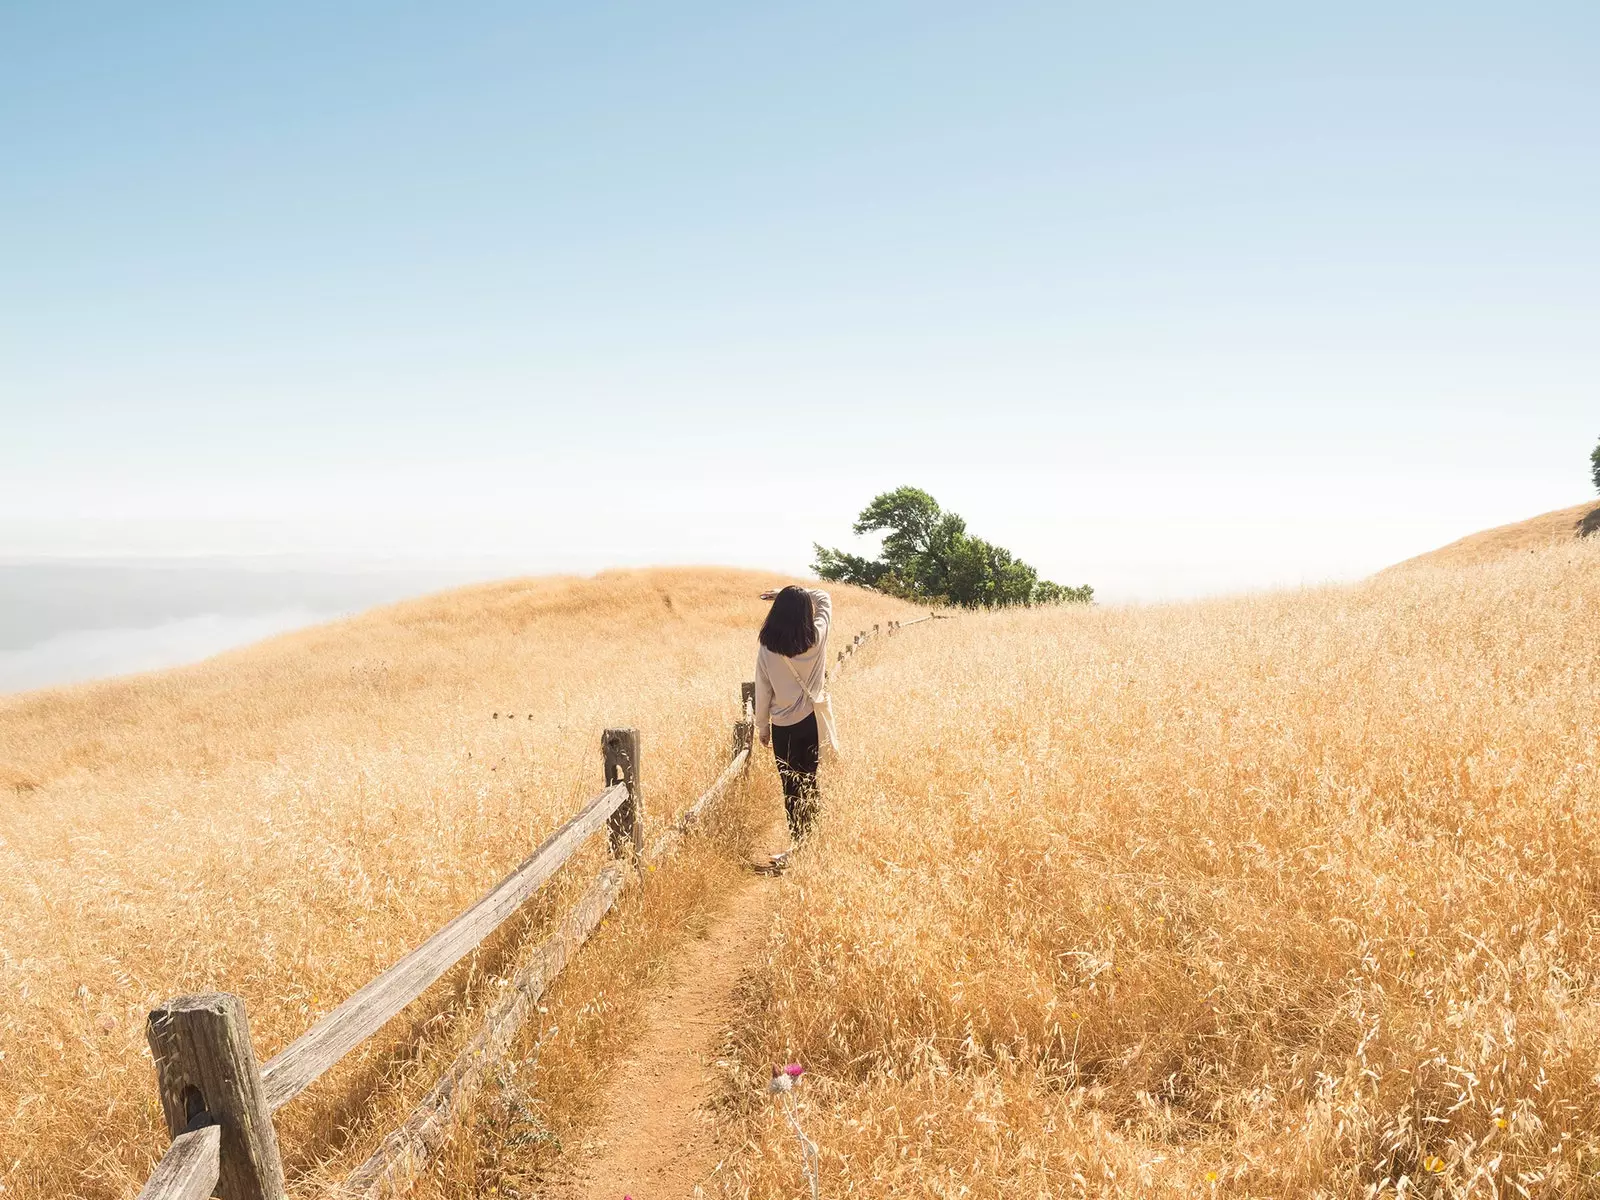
754 589 832 730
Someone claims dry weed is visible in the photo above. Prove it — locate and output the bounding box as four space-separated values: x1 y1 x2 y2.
0 568 914 1199
722 543 1600 1198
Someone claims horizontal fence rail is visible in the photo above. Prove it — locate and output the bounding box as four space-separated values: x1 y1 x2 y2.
132 610 935 1200
259 780 630 1111
650 747 750 861
345 858 630 1200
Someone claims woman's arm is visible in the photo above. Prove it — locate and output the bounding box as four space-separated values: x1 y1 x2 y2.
810 588 832 638
754 651 773 746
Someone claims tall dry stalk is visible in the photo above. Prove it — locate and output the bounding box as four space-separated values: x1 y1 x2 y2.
722 542 1600 1197
0 568 915 1200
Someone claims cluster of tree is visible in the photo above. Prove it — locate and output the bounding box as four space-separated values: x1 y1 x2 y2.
1592 435 1599 493
813 486 1092 608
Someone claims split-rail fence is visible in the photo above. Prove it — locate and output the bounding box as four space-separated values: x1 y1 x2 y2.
132 616 923 1200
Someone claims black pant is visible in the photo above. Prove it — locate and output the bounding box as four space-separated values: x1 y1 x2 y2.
770 712 820 840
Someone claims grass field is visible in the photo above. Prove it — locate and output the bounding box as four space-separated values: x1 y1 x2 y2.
1389 500 1600 571
6 539 1599 1199
0 569 915 1199
720 540 1600 1197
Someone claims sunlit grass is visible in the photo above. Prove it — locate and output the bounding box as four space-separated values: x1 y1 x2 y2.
0 568 915 1199
14 546 1595 1199
722 542 1600 1198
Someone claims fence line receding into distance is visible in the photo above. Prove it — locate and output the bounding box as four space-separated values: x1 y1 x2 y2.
132 613 929 1200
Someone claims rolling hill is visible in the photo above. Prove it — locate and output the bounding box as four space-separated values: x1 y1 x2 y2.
7 541 1600 1198
0 568 916 1200
1388 498 1600 570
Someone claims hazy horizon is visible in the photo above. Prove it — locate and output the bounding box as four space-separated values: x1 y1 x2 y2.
0 558 497 693
5 485 1592 694
5 2 1597 679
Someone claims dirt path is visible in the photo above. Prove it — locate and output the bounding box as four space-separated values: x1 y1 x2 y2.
558 838 782 1200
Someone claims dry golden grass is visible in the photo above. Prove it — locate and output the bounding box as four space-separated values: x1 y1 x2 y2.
1390 500 1600 570
0 568 916 1200
413 812 770 1200
720 541 1600 1198
12 544 1600 1199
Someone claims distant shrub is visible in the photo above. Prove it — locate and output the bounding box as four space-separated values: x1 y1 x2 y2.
1033 579 1096 605
1592 435 1600 492
813 486 1092 608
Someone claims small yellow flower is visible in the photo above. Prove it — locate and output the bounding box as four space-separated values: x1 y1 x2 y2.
1422 1155 1446 1174
1494 1117 1507 1129
1204 1170 1219 1183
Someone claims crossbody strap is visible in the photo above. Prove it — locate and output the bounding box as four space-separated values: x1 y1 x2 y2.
778 653 825 702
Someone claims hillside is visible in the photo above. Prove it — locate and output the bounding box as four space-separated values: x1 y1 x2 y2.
0 568 918 1200
1388 498 1600 570
707 540 1600 1197
8 548 1600 1198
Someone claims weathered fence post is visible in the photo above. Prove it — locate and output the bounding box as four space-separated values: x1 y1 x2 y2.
147 992 285 1200
734 682 755 759
602 728 644 860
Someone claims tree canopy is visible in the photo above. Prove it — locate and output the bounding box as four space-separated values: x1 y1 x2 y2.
1592 435 1599 493
813 486 1092 607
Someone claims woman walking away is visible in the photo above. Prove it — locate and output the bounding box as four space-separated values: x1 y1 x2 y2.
755 585 833 845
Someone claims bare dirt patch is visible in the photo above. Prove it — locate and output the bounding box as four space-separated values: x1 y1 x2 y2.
553 837 784 1200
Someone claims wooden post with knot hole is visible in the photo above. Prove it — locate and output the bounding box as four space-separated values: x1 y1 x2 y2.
602 728 643 861
735 681 755 759
146 992 285 1200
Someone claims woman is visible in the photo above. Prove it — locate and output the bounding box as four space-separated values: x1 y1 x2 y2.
754 585 832 843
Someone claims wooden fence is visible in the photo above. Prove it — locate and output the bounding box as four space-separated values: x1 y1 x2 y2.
132 616 925 1200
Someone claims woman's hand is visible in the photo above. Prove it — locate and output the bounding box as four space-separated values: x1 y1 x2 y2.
758 589 779 601
759 727 771 748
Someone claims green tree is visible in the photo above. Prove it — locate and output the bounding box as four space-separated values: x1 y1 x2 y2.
813 486 1092 607
813 487 957 601
853 486 941 558
1034 580 1095 605
945 536 1038 606
809 545 889 591
1592 436 1600 493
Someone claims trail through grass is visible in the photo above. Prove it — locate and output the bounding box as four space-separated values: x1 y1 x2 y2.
0 569 915 1199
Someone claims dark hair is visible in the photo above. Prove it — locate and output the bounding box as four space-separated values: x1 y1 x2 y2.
759 586 818 657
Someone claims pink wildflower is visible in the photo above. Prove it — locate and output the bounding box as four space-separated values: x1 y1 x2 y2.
784 1063 805 1077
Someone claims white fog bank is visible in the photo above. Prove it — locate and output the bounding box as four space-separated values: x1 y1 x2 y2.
0 608 331 694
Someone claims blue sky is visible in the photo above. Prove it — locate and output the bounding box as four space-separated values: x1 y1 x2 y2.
3 2 1596 598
